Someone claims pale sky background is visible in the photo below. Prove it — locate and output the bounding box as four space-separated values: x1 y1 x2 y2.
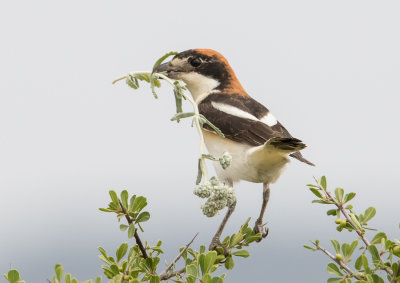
1 1 399 282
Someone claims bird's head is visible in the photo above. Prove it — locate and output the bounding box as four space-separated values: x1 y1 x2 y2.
154 49 247 102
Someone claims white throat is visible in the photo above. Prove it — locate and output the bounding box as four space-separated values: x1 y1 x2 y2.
179 72 220 103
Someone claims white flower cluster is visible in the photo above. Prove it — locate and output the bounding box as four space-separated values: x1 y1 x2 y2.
219 152 232 169
193 177 236 217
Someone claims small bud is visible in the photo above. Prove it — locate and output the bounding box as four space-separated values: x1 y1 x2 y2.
216 254 225 262
335 253 343 261
339 219 347 226
335 219 342 224
201 200 218 217
219 152 232 169
393 245 400 257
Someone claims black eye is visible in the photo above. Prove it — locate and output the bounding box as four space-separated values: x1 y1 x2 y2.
190 57 202 67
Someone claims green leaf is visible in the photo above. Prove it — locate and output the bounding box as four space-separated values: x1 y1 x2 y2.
131 196 147 213
224 256 234 270
212 277 224 283
303 245 316 251
370 274 384 283
198 253 206 274
150 275 161 283
361 254 371 273
109 190 119 205
173 87 183 116
370 232 387 245
6 270 20 283
309 188 323 198
355 255 363 270
331 240 341 254
342 240 358 260
120 190 129 209
312 200 334 204
170 112 195 121
199 115 224 138
98 208 113 212
120 224 128 231
65 274 71 283
203 251 217 274
152 51 179 71
129 195 136 211
344 192 356 203
391 262 399 279
350 213 363 230
202 274 212 283
334 188 344 202
230 232 243 247
327 209 337 216
327 263 343 276
232 250 250 258
128 224 136 239
367 245 380 265
110 264 119 275
327 278 343 283
55 264 63 282
136 211 150 223
362 207 376 224
196 158 203 185
320 176 327 190
94 277 101 283
186 264 198 278
116 243 128 262
98 247 107 258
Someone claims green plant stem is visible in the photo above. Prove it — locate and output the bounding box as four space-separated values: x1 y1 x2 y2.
316 244 363 280
119 200 148 259
113 71 211 183
154 73 208 182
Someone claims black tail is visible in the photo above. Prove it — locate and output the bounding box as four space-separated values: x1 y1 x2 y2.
266 137 315 166
267 137 306 151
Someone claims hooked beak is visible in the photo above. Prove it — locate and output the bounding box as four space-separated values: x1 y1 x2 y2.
153 61 182 78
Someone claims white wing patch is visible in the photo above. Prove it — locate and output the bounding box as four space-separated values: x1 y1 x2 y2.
211 101 278 127
260 112 277 126
211 101 259 121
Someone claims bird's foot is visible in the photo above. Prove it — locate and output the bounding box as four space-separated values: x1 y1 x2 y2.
253 220 269 242
209 237 231 256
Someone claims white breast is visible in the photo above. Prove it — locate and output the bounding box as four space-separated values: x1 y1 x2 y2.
202 130 289 185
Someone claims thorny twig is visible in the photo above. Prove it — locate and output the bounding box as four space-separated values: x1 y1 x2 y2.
159 233 199 280
313 177 394 278
316 244 363 280
119 200 148 258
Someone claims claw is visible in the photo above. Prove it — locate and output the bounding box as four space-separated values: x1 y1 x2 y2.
253 221 269 242
209 238 231 256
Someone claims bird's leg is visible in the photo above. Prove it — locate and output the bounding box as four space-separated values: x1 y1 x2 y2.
253 182 270 241
209 200 237 254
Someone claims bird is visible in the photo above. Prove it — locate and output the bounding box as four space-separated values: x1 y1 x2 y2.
154 49 314 250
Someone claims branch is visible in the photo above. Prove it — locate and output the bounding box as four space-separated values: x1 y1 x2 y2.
159 233 199 280
391 260 400 283
119 200 148 258
314 178 394 277
333 196 393 277
316 244 363 280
